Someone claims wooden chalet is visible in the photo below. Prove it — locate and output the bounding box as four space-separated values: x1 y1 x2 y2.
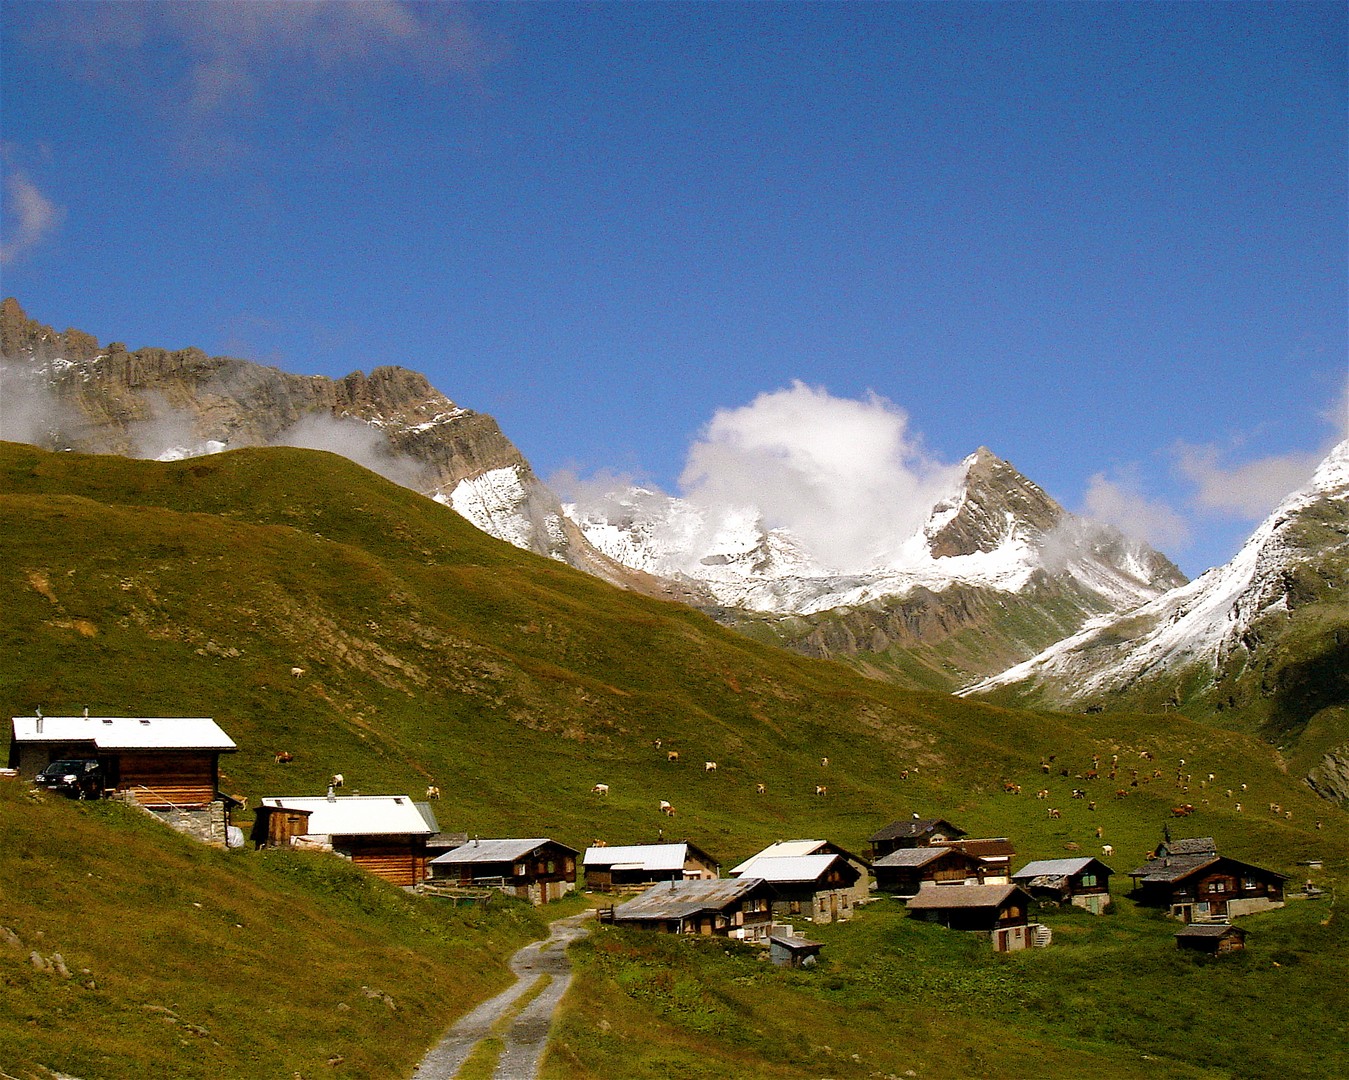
731 840 870 907
606 877 775 941
729 849 862 924
1012 857 1114 914
1128 838 1286 922
931 837 1016 884
872 844 982 896
253 794 438 887
868 817 966 859
905 883 1037 952
582 842 719 893
429 838 579 904
9 714 236 807
1175 923 1247 955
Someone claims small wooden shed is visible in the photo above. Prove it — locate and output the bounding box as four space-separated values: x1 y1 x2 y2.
873 845 982 896
769 934 823 968
868 817 967 859
1176 923 1247 954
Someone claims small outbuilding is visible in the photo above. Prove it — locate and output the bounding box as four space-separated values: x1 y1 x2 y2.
1175 923 1247 955
731 840 870 921
606 877 775 941
253 794 438 887
769 934 823 968
1012 857 1114 914
868 817 967 859
583 842 720 893
429 838 579 904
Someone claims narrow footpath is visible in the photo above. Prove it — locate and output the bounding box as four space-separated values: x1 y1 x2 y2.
413 911 593 1080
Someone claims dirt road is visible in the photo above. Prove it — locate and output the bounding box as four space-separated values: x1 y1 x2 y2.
413 910 593 1080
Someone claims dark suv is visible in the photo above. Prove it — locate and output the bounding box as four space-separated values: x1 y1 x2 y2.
34 758 104 800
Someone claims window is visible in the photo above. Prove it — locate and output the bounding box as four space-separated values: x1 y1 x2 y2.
1081 874 1097 887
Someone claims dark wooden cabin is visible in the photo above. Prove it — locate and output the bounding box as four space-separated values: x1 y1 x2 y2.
429 838 579 904
930 837 1016 883
905 883 1036 951
1129 844 1286 922
9 715 236 806
873 845 982 896
1012 857 1114 914
868 817 966 859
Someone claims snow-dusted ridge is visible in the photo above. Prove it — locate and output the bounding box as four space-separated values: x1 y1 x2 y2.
564 449 1182 617
963 439 1349 700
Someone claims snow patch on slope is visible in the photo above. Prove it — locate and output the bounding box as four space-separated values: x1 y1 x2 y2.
965 439 1349 698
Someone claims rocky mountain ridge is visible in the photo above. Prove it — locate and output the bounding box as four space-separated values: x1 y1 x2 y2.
967 439 1349 803
0 298 667 594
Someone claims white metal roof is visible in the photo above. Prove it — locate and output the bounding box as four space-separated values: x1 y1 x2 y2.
730 840 827 875
432 838 567 865
730 854 838 883
582 843 690 872
259 795 433 837
11 716 236 751
1012 858 1099 879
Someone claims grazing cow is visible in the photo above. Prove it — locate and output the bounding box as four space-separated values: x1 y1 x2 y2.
329 773 344 788
1240 783 1247 791
1084 769 1099 781
425 785 440 800
592 838 607 848
821 757 830 768
659 800 676 816
592 783 609 795
654 739 662 749
1035 789 1050 799
1071 788 1086 799
1041 762 1051 774
1064 842 1080 851
1269 803 1281 815
1171 804 1195 817
1235 802 1242 812
290 667 305 678
1114 788 1128 800
1047 808 1061 819
1087 801 1097 811
815 785 827 796
704 761 718 772
1101 844 1114 856
900 769 909 780
1003 781 1022 794
274 751 294 764
1285 810 1293 820
756 783 766 794
667 751 680 762
1095 826 1104 839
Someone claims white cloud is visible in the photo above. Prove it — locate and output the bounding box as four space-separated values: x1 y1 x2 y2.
677 382 960 570
1081 470 1192 552
1173 442 1322 520
0 168 63 264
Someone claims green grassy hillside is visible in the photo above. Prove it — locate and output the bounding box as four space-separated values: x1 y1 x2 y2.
0 780 545 1080
3 441 1346 1078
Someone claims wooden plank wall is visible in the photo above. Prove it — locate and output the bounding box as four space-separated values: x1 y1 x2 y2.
118 751 217 806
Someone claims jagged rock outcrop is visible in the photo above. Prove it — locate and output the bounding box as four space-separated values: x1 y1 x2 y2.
1306 744 1349 807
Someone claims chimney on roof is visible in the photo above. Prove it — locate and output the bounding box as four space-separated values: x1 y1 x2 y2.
35 710 42 734
83 706 89 718
327 786 336 801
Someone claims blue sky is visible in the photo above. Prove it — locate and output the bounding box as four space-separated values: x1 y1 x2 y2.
3 1 1345 577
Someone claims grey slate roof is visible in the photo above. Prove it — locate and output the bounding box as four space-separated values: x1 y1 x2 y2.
610 877 764 921
869 818 965 843
1158 837 1218 857
1129 854 1220 883
905 883 1026 910
872 847 951 869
